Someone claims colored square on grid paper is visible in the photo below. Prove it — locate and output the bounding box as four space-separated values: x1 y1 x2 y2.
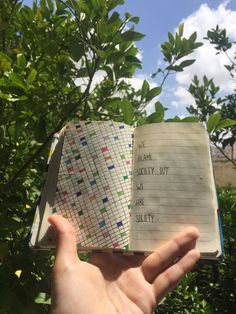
75 155 81 160
108 165 115 170
119 125 124 129
81 141 87 146
102 197 108 203
63 191 68 197
103 231 110 238
126 160 131 165
79 224 84 230
120 154 125 160
86 234 91 239
76 191 82 197
101 147 108 153
100 207 107 214
77 178 84 185
75 124 81 129
120 232 126 238
93 171 99 177
78 210 83 216
67 166 74 173
89 195 96 201
80 137 86 141
51 207 57 213
123 175 128 180
105 156 111 161
85 121 91 125
71 202 76 208
99 220 106 228
116 221 123 228
79 168 86 173
117 191 124 197
128 143 132 148
113 242 119 248
113 136 119 140
65 159 71 165
90 179 96 186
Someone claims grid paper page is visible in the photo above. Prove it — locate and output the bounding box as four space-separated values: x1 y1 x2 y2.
51 121 133 250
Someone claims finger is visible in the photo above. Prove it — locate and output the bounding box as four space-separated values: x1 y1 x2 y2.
141 227 199 283
48 214 79 267
153 249 200 303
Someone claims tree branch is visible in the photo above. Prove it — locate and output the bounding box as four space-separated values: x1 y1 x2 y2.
213 142 236 167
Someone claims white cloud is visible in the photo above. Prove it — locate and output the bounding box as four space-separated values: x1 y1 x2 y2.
171 86 195 108
169 1 236 113
176 2 236 91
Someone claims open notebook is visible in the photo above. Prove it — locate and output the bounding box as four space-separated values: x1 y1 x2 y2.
30 121 223 259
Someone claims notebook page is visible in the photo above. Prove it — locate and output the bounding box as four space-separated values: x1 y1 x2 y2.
130 123 218 253
37 121 133 250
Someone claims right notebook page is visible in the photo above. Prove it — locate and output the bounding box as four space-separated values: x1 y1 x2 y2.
130 122 221 256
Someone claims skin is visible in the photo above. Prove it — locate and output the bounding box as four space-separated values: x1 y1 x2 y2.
48 214 200 314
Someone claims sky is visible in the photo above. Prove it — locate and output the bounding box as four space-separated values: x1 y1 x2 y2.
23 0 236 118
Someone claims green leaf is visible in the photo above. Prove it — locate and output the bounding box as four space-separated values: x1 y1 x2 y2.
141 80 149 100
146 86 162 102
129 16 139 24
155 100 163 111
146 112 164 123
181 116 199 122
207 112 221 133
119 100 134 125
8 73 26 90
215 119 236 131
168 32 175 44
34 292 51 304
178 23 184 37
121 31 145 42
152 101 165 121
165 116 181 122
125 55 141 63
68 40 83 62
179 59 195 68
26 69 37 84
151 68 162 78
17 53 26 69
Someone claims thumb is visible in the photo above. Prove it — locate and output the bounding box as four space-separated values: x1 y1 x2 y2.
48 214 79 268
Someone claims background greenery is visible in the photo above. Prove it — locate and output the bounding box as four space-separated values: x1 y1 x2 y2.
0 1 235 313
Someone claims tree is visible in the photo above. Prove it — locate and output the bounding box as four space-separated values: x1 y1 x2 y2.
1 1 235 312
0 0 149 311
187 25 236 166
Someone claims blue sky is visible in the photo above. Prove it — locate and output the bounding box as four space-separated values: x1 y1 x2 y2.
23 0 236 118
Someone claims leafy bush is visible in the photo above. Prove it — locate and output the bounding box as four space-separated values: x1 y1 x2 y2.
0 1 235 313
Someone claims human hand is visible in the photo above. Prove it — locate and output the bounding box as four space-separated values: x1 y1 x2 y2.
48 215 200 314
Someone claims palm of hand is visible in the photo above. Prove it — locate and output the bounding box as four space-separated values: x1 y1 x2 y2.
49 215 200 314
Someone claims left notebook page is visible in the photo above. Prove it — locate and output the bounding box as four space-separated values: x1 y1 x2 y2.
30 121 133 250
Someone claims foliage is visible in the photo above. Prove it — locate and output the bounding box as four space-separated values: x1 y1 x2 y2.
0 0 150 312
187 25 236 166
